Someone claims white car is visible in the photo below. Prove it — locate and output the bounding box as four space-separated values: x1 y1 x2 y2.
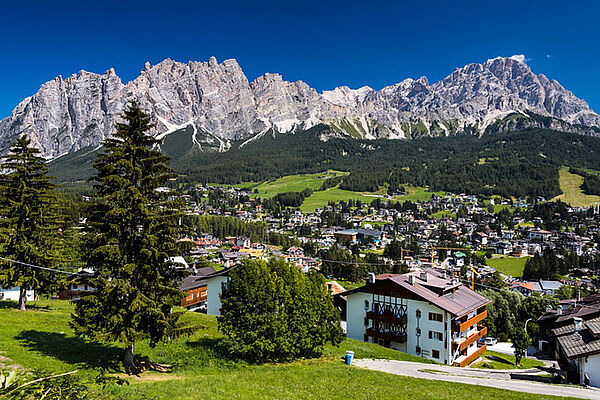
484 337 498 346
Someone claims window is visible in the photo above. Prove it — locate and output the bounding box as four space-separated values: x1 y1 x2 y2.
429 312 443 322
416 309 421 318
364 299 370 310
416 328 421 336
428 331 443 341
432 350 440 359
416 346 421 355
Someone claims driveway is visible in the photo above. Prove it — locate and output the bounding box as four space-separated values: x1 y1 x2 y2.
353 359 600 399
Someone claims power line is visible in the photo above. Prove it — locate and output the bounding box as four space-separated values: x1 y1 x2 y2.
0 257 75 275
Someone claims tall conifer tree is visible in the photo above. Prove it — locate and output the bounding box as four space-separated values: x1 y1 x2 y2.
0 136 60 311
71 101 192 372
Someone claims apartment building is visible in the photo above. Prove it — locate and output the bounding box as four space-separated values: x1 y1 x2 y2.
345 269 490 366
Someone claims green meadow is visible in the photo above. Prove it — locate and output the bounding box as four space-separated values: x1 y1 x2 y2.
0 299 573 399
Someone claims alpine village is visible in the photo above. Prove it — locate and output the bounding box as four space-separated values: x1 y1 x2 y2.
2 3 600 399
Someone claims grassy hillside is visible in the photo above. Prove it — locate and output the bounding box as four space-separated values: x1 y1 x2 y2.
487 256 529 278
255 171 347 198
552 168 600 207
0 300 573 399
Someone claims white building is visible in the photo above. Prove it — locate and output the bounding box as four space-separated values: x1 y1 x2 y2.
344 269 490 366
205 268 231 316
0 287 35 302
553 316 600 387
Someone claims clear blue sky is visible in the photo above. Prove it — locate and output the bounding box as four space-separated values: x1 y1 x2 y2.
1 0 598 118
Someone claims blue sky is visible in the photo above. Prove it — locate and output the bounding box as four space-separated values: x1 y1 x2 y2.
1 1 598 118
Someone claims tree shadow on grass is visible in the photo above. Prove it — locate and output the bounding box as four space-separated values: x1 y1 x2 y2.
185 337 238 364
15 330 148 371
486 355 513 365
0 300 50 311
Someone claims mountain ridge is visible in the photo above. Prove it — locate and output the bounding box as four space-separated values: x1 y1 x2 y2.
2 55 599 158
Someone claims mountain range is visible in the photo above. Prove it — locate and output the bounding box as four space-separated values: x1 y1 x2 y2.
1 55 599 159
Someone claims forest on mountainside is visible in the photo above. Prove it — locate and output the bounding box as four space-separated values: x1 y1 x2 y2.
50 125 600 199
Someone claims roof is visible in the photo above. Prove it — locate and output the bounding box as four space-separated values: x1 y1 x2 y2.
177 266 217 291
553 316 600 359
539 280 563 291
511 282 534 291
344 269 489 318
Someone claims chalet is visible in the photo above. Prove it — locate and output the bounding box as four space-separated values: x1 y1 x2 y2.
344 269 490 366
58 271 95 301
509 281 536 297
552 317 600 387
178 266 216 311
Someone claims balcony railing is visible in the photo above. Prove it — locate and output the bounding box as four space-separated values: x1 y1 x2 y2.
366 311 408 325
366 328 408 344
453 344 487 367
453 310 487 332
452 326 487 352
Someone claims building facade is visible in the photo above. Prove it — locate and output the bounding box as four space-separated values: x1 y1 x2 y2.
345 269 489 366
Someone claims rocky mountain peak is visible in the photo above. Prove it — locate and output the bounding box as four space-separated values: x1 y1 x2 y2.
0 56 598 158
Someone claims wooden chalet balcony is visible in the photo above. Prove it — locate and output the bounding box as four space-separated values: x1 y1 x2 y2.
366 311 408 325
452 326 487 352
366 328 408 344
453 310 487 332
454 344 486 367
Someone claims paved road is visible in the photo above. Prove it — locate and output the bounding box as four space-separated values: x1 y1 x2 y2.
353 359 600 399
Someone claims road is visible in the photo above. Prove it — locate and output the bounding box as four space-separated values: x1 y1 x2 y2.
353 359 600 399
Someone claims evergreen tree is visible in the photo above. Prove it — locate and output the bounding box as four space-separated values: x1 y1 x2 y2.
71 102 194 372
219 258 344 362
0 136 61 311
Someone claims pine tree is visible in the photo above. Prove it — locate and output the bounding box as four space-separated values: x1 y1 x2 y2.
70 101 193 372
0 136 61 311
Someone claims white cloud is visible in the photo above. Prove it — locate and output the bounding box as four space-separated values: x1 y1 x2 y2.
509 54 527 63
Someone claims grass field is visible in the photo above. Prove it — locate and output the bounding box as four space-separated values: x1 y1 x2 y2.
300 188 379 212
486 256 529 277
471 350 545 370
552 168 600 207
0 299 573 399
254 171 347 198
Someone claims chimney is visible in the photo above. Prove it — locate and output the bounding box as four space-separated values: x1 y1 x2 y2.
367 272 376 284
420 272 428 282
408 275 416 285
441 272 447 279
574 317 583 333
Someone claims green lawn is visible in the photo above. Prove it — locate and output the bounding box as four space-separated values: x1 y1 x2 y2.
0 300 574 399
300 188 379 212
255 171 348 198
552 167 600 207
471 350 545 370
394 186 444 203
486 256 529 278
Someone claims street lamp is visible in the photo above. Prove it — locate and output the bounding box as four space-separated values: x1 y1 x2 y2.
524 318 532 360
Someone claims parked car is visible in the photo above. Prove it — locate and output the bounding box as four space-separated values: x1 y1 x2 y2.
484 337 497 346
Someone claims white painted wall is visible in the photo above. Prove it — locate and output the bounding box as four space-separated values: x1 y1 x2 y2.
346 292 456 364
0 287 34 302
206 276 227 316
346 292 372 341
405 298 450 363
581 354 600 387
